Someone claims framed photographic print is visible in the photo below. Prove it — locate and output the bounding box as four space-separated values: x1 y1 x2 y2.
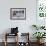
10 8 26 20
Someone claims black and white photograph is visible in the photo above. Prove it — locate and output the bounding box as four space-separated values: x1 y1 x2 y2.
10 8 26 20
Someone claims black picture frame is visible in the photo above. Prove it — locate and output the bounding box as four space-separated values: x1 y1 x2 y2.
10 8 26 20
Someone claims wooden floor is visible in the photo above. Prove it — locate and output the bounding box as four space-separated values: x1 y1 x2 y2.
0 42 46 46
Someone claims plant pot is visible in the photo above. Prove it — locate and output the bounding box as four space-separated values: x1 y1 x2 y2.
40 38 45 43
37 39 45 44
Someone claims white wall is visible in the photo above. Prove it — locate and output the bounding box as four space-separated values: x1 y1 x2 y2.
0 0 36 42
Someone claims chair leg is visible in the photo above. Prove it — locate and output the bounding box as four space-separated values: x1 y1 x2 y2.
4 33 7 46
4 41 7 46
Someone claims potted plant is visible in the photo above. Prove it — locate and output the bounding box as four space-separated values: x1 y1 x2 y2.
33 32 46 43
